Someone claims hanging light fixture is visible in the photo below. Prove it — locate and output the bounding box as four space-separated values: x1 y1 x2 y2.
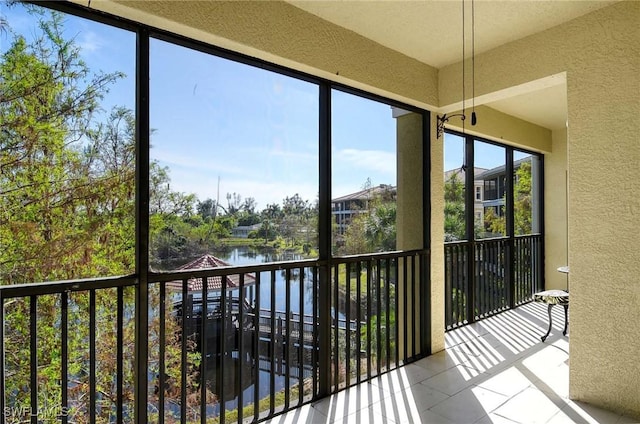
471 0 477 126
437 0 477 138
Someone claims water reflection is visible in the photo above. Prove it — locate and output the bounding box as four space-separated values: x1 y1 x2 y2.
168 246 315 418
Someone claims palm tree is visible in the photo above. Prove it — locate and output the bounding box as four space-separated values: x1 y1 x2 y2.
364 202 397 252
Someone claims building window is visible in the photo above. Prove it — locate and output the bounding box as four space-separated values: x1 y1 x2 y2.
444 132 542 240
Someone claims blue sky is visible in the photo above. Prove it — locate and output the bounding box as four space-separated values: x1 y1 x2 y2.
149 40 397 209
2 3 398 210
444 133 531 174
4 3 528 210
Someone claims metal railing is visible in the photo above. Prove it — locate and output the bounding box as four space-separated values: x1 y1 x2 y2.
0 277 138 424
0 249 427 423
328 250 427 392
444 234 542 329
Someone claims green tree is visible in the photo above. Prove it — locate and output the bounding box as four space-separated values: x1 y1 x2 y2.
444 171 465 241
0 12 125 283
481 160 532 237
364 200 396 252
196 198 218 220
342 213 369 254
483 207 505 235
280 193 314 247
0 8 199 420
258 203 283 241
340 182 396 254
149 162 196 216
514 161 532 235
0 9 137 420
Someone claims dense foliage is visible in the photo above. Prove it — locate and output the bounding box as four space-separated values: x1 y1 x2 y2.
444 171 466 241
444 163 533 241
0 9 139 421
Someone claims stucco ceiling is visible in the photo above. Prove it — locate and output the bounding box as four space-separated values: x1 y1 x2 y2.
287 0 617 130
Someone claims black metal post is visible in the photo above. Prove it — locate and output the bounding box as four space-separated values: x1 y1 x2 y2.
385 259 391 368
356 261 362 384
61 292 69 424
367 260 373 376
238 275 245 423
89 291 96 424
269 270 276 415
333 265 339 388
134 27 150 424
298 266 304 405
284 269 291 409
465 135 475 323
0 294 5 424
253 273 261 422
317 82 331 398
505 148 515 309
312 267 318 396
180 283 188 423
116 288 123 424
345 262 351 382
376 259 382 374
30 296 37 424
538 155 546 292
402 257 408 363
421 111 432 355
219 277 227 424
158 284 165 424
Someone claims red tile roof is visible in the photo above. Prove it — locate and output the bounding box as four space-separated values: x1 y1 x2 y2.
166 254 255 292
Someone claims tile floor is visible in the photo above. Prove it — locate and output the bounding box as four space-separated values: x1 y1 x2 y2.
265 302 637 424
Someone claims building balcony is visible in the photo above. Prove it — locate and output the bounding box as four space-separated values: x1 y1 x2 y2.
1 0 638 421
0 250 429 423
5 237 629 423
267 302 635 424
2 268 633 423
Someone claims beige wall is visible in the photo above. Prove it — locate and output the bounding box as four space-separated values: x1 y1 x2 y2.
396 113 424 252
429 114 446 353
84 0 639 417
440 2 640 417
396 112 430 356
545 129 568 291
395 112 445 355
442 105 552 153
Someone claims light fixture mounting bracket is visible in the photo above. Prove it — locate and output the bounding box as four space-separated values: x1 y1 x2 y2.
437 113 466 139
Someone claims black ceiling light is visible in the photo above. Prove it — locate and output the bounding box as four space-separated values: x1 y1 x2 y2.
437 0 477 139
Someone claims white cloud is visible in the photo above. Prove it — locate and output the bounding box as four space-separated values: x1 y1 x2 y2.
267 148 316 162
152 148 251 177
77 30 103 53
336 148 396 175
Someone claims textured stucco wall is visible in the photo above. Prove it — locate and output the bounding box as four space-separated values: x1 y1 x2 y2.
442 105 552 153
439 2 640 417
565 4 640 415
545 128 568 291
429 114 445 353
396 113 424 252
88 0 439 109
396 113 425 357
395 112 445 354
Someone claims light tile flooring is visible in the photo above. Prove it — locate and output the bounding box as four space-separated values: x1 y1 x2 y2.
266 302 637 424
